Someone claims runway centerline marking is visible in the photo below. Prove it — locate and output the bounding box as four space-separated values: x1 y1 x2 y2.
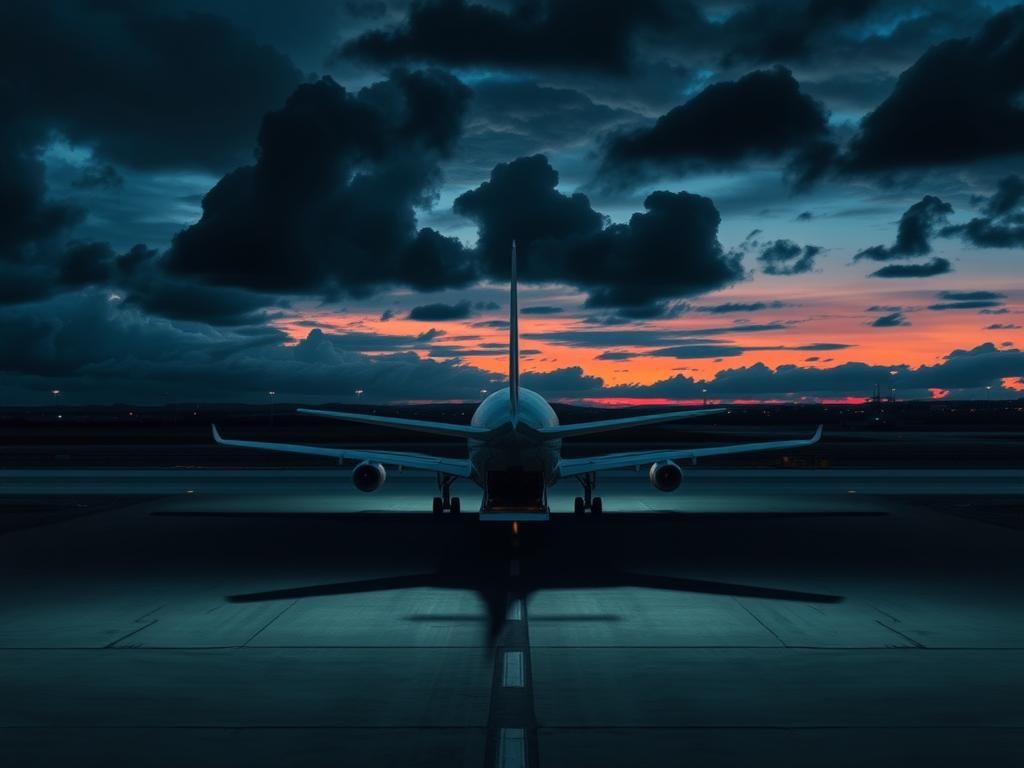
497 728 526 768
503 651 524 687
506 596 523 621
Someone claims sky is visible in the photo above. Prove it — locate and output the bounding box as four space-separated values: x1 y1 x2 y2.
2 0 1023 405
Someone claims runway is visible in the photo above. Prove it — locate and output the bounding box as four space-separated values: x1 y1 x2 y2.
0 471 1022 766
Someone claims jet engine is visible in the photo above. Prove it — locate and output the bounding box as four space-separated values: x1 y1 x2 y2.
352 461 386 492
649 460 682 492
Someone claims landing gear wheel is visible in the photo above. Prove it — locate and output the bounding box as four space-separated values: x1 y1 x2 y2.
432 497 444 516
590 497 603 515
574 496 585 515
449 497 461 515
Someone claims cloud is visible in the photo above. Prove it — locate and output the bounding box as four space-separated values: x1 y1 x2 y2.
460 79 642 164
757 240 820 275
408 301 474 321
715 0 880 65
942 175 1024 249
455 154 743 312
600 67 834 187
338 0 693 74
164 71 476 297
855 195 953 261
843 6 1024 172
937 291 1005 302
603 343 1024 400
521 305 564 315
982 174 1024 217
0 2 303 172
871 312 910 327
71 163 123 191
692 301 788 313
925 290 1005 312
869 258 951 278
987 323 1022 330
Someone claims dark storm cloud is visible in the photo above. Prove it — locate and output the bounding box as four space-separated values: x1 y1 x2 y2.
58 242 115 287
757 240 820 275
714 0 878 64
843 6 1024 172
0 1 303 172
338 0 696 74
523 323 788 349
408 301 474 321
595 350 637 361
927 301 1004 311
604 343 1024 400
0 122 84 265
938 291 1005 302
113 245 277 326
646 340 853 359
70 164 123 191
854 196 953 261
982 175 1024 217
693 301 788 313
871 311 910 327
600 68 834 187
455 155 744 312
942 175 1024 249
869 258 952 278
520 306 564 315
165 71 477 297
925 290 1007 313
461 80 642 162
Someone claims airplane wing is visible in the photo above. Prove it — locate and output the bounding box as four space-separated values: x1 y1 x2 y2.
556 426 823 478
297 408 491 439
212 425 473 477
525 407 726 439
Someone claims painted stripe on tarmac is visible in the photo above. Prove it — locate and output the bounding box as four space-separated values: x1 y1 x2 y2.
506 596 523 621
497 728 526 768
503 651 524 687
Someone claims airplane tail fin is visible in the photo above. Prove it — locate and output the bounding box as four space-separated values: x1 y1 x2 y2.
509 240 520 422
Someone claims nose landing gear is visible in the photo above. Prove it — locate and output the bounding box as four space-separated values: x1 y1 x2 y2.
574 472 602 515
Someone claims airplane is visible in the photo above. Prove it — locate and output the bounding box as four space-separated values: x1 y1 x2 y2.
213 244 822 522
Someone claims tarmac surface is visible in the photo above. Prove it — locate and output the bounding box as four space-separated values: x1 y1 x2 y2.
1 469 1023 766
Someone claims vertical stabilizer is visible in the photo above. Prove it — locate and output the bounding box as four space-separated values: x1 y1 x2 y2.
509 240 519 422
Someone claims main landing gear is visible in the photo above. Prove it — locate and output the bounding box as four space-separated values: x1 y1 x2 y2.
433 473 460 516
573 472 602 515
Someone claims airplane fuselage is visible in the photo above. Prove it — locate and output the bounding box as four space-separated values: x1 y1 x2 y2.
468 386 561 487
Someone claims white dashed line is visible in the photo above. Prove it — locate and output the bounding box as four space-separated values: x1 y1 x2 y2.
502 651 524 687
497 727 526 768
506 595 523 621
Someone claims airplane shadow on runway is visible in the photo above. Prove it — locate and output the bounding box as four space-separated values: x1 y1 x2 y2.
211 513 854 645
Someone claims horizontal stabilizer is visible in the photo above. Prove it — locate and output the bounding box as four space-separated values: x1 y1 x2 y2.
527 407 725 439
297 408 491 439
557 425 823 478
211 425 473 476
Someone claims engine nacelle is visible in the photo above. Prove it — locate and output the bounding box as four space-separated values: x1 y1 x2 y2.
649 460 682 492
352 461 386 492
